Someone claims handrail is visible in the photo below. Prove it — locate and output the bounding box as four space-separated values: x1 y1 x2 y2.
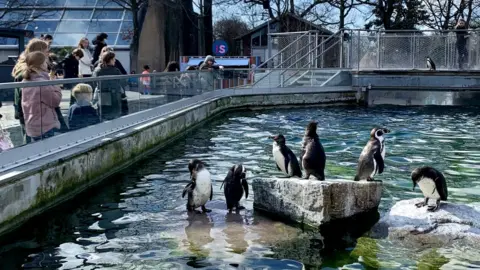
256 31 313 69
278 30 344 86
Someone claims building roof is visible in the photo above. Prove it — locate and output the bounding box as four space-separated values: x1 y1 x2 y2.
235 13 333 40
0 28 34 38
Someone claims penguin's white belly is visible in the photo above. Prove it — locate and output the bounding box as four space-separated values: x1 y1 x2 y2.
381 144 386 160
272 144 287 173
192 170 212 207
370 158 377 178
418 178 440 199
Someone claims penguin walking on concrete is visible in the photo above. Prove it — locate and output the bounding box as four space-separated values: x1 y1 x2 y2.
426 56 436 71
221 164 249 213
354 127 390 181
182 159 213 213
411 166 448 212
300 121 326 180
269 134 302 178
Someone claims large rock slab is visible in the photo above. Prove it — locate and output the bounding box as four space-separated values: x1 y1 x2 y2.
252 178 383 227
382 198 480 247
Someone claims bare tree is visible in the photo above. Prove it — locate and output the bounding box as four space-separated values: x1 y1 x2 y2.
0 0 60 29
213 16 250 55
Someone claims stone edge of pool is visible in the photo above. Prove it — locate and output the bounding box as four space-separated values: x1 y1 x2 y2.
0 89 358 237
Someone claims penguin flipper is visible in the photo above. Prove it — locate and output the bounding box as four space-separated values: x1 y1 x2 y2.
182 182 195 198
210 184 213 201
242 178 249 199
280 147 291 174
374 149 384 174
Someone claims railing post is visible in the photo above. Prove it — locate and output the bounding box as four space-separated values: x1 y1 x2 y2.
412 32 416 69
321 37 325 68
376 31 381 69
357 29 361 71
308 32 312 68
314 32 319 68
340 29 344 68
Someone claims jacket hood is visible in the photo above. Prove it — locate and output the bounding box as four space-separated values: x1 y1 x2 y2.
204 55 215 63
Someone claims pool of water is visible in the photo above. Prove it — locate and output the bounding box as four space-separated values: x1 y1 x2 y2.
1 105 480 269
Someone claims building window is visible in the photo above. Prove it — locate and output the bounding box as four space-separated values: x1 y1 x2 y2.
252 36 260 47
261 33 267 46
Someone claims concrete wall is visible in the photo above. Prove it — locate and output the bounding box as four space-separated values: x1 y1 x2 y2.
352 70 480 106
0 88 356 237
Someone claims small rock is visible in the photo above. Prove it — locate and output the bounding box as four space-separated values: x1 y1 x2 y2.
252 178 382 227
382 198 480 247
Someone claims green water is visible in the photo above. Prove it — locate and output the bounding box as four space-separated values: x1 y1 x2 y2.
1 105 479 269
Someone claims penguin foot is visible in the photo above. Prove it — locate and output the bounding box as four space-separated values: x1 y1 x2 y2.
201 206 212 213
236 205 245 210
427 205 439 212
415 201 427 208
367 177 375 181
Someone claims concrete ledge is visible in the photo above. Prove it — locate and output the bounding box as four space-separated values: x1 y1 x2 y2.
0 88 356 237
252 178 383 227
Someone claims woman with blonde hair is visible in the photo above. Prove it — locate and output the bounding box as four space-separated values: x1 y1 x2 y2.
77 37 93 78
93 46 127 74
21 51 62 141
12 38 50 144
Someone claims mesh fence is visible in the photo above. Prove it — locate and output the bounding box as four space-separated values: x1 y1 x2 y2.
266 32 316 69
347 30 480 70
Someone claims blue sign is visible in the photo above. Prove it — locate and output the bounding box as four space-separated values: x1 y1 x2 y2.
212 40 228 56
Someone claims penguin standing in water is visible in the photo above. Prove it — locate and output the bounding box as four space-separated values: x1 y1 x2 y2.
269 134 302 178
354 127 390 181
221 164 249 213
426 56 436 71
411 166 448 212
300 121 326 180
182 159 213 213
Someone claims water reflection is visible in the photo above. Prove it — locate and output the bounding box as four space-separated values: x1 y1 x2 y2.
184 212 214 258
0 106 480 269
223 213 248 254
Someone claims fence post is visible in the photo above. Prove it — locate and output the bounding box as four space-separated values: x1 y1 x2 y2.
321 37 325 68
357 30 361 71
412 32 416 69
376 31 381 69
339 30 344 68
308 32 312 68
315 32 319 68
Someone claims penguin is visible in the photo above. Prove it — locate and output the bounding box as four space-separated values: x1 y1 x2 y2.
300 121 326 180
269 134 302 178
182 159 213 213
354 127 390 181
411 166 448 212
221 164 249 213
426 56 436 71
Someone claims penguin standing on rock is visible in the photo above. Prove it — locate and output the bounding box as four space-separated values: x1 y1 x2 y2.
411 166 448 212
221 164 249 213
269 134 302 178
182 159 213 213
354 127 390 181
300 121 326 180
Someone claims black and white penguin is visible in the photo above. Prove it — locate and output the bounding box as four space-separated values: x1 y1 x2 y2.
300 121 326 180
182 159 213 213
269 134 302 178
221 164 249 213
426 56 436 71
354 127 390 181
411 166 448 212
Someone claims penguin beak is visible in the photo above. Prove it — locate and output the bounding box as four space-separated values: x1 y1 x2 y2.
412 182 416 191
268 136 276 141
383 128 391 133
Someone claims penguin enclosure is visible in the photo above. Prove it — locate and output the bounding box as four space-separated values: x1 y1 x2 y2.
0 105 479 269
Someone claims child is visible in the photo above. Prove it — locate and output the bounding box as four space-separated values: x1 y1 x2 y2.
68 83 100 131
140 65 151 95
21 51 62 141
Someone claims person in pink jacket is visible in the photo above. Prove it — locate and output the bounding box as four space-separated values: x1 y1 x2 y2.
21 51 62 142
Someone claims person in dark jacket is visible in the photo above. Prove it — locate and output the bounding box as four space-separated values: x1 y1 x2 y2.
92 51 127 121
61 49 84 97
68 83 100 130
455 18 469 70
92 33 108 65
93 46 127 74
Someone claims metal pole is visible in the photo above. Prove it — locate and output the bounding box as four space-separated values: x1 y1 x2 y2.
412 32 416 69
315 32 318 68
357 30 360 71
267 15 272 67
339 30 344 68
376 31 381 69
308 33 312 68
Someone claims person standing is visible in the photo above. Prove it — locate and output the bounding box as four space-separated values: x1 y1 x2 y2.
455 18 469 70
77 37 93 79
92 33 108 66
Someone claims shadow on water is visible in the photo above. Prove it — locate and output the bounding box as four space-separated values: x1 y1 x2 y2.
0 105 480 269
